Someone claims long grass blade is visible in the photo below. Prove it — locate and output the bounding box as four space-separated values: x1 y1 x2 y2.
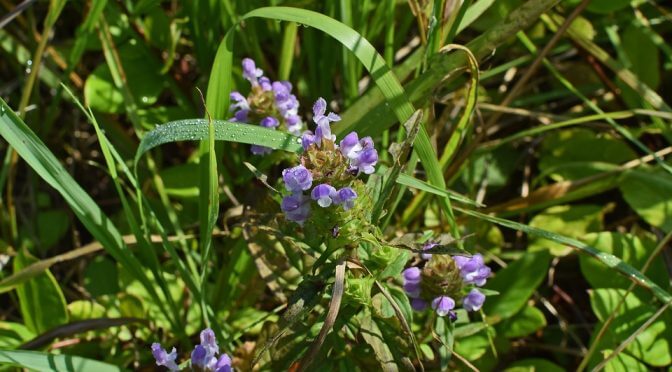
0 350 122 371
455 207 672 304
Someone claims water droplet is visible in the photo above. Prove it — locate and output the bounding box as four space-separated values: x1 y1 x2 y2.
0 106 5 115
141 96 149 103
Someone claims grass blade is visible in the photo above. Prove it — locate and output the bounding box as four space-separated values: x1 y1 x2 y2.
0 349 122 371
134 119 302 168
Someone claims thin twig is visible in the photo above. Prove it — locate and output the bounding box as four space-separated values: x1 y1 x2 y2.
0 0 36 29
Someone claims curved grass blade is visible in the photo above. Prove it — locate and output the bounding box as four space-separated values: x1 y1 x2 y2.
455 207 672 304
197 101 219 329
134 119 302 168
437 44 479 168
395 173 484 207
0 349 122 372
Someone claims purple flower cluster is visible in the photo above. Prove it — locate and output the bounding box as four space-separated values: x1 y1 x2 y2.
229 58 303 155
301 98 340 149
280 165 358 225
401 253 491 319
151 328 232 371
339 132 378 175
453 254 492 287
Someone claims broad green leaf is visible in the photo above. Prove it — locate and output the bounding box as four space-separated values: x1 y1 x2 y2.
589 289 672 367
497 305 547 338
585 0 631 14
359 315 399 371
67 301 106 321
20 210 70 252
144 8 172 51
453 327 494 361
83 64 124 113
436 316 455 369
579 232 668 291
539 129 636 181
84 256 119 297
118 293 145 319
14 252 68 334
505 358 565 372
460 145 518 191
620 169 672 232
568 15 596 40
84 43 165 115
528 204 605 256
619 23 661 108
601 349 648 372
483 250 551 321
0 349 122 371
159 163 200 199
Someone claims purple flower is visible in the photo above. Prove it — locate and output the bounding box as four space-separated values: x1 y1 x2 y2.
453 254 491 286
282 165 313 193
402 267 421 283
242 58 263 86
151 343 179 371
229 91 249 112
432 296 456 317
333 187 357 210
286 114 302 135
233 109 248 123
191 344 208 368
259 76 272 91
463 288 486 312
311 184 337 207
301 131 317 150
214 354 232 372
360 136 374 149
199 328 218 360
272 81 302 135
260 116 279 128
403 281 421 298
411 298 428 311
352 147 378 175
342 134 378 175
339 132 363 159
272 81 291 97
251 145 272 155
422 242 437 260
312 98 340 145
281 193 311 224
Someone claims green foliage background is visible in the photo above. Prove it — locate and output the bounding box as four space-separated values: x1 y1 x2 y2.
0 0 671 370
